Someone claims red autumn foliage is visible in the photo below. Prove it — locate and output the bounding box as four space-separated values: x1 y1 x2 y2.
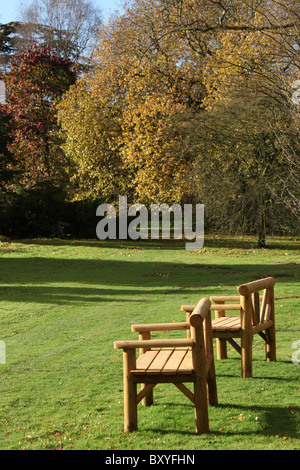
3 43 76 186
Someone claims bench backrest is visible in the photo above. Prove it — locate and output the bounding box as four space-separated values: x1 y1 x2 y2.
238 276 276 327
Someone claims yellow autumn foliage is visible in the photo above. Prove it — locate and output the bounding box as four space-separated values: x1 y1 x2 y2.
57 0 299 207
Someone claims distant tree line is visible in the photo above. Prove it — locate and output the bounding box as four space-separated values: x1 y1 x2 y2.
0 0 299 245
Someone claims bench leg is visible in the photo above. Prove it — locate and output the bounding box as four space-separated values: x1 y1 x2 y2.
266 285 276 362
123 349 137 432
207 362 218 406
194 380 209 433
216 338 227 359
266 325 276 362
141 386 153 406
241 332 253 378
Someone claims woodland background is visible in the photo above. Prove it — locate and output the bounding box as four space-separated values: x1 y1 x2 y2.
0 0 299 247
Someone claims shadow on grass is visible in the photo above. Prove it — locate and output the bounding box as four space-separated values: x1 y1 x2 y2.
142 402 299 439
142 389 299 439
0 252 299 305
214 402 299 439
0 285 153 304
0 255 299 305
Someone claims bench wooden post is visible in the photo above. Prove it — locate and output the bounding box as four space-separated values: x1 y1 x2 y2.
266 284 276 362
139 331 153 406
214 300 227 360
123 348 137 433
204 310 218 406
190 312 209 433
240 293 253 378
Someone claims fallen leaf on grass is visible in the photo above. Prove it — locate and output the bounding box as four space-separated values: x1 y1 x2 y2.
144 272 170 277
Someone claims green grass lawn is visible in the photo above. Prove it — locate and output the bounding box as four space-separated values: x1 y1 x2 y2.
0 235 299 450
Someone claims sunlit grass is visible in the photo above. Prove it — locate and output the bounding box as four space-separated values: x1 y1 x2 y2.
0 235 299 450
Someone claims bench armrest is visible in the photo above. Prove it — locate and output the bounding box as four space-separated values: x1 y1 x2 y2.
181 304 196 312
131 322 189 333
114 338 194 350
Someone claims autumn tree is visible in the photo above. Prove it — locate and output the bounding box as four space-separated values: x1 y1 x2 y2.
4 43 76 186
190 88 293 246
58 0 299 241
57 10 206 203
57 78 125 201
121 0 299 238
118 0 299 103
273 99 300 221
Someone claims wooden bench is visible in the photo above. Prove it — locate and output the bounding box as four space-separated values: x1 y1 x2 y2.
114 298 218 433
181 277 276 378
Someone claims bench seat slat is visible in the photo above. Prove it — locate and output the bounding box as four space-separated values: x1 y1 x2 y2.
134 350 159 373
177 349 193 373
212 316 241 331
163 349 191 374
147 349 175 374
133 348 193 375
